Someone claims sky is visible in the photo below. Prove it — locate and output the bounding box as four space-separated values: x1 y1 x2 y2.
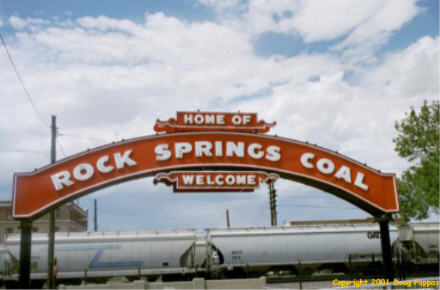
0 0 438 232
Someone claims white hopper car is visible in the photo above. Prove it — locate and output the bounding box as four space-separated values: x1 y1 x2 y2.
207 224 398 276
398 223 439 264
2 229 199 285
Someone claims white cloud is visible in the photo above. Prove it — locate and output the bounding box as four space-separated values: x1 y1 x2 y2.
286 0 383 42
76 15 140 33
291 0 418 46
200 0 419 42
360 36 439 100
335 0 419 48
199 0 420 64
9 16 50 30
332 0 420 64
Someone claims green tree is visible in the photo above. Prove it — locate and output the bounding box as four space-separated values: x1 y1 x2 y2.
393 100 439 222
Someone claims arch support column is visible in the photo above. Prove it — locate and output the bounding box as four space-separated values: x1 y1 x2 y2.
19 219 32 289
377 214 394 280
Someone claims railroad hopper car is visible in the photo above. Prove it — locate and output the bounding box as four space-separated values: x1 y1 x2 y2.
398 223 439 265
2 229 198 286
206 224 398 277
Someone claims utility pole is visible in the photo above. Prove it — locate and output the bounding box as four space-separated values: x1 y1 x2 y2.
47 115 56 289
94 199 98 232
269 182 277 226
226 209 230 228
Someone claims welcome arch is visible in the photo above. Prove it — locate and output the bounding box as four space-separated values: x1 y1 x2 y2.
13 132 398 218
12 112 400 287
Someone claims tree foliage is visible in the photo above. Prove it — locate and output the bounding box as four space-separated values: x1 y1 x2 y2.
393 100 439 222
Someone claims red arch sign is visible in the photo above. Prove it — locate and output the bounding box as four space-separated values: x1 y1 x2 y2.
12 132 399 218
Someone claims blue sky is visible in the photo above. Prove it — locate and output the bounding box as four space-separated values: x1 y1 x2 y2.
0 0 438 231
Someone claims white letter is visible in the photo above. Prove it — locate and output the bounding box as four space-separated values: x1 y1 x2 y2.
97 155 114 173
194 114 204 124
248 143 264 159
182 175 194 185
175 142 192 158
217 115 225 125
215 175 224 185
247 175 256 185
266 146 281 161
225 175 235 185
232 115 241 125
114 150 137 169
155 144 171 161
226 142 244 157
196 175 205 185
206 175 215 185
317 158 335 174
215 141 223 156
243 115 251 125
334 165 351 183
236 175 246 184
205 115 215 124
355 172 369 191
195 141 213 157
73 163 94 181
183 114 192 124
51 171 74 191
300 153 315 169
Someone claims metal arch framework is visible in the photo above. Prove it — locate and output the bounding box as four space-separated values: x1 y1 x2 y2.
12 132 399 219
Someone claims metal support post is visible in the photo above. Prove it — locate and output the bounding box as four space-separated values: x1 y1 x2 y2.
378 215 394 280
94 199 98 231
47 211 55 289
19 219 33 289
226 209 230 228
268 182 277 226
47 115 56 289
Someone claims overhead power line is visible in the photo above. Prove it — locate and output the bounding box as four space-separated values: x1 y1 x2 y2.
0 149 48 154
57 139 66 157
0 32 49 128
59 133 110 143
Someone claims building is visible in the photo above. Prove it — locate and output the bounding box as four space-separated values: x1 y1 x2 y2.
0 201 88 243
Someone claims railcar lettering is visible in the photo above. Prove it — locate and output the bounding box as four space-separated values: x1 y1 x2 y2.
231 250 243 261
231 250 243 254
367 231 380 239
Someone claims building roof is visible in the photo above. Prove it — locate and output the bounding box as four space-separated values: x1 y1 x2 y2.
0 200 87 215
289 218 402 225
